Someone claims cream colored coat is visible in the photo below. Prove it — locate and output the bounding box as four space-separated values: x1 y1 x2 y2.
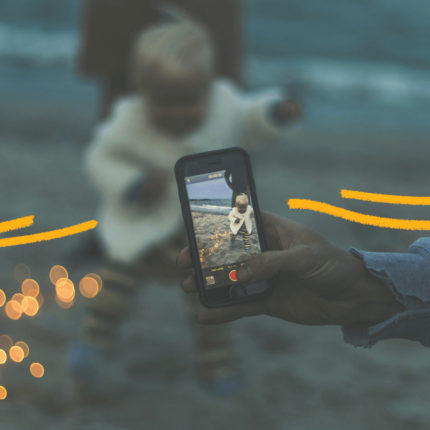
85 79 286 263
228 206 253 235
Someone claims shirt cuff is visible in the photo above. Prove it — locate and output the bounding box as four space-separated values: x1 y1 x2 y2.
342 238 430 347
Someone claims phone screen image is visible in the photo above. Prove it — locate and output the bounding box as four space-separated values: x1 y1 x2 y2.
185 169 262 290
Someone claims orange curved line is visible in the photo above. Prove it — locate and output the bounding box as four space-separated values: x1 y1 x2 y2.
341 189 430 205
287 199 430 230
0 216 34 233
0 220 98 248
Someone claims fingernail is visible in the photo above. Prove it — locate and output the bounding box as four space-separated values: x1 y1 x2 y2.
237 265 253 283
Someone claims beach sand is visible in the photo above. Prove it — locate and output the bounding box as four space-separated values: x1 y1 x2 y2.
192 211 260 270
1 96 430 429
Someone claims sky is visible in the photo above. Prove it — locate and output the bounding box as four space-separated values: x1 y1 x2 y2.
186 177 233 200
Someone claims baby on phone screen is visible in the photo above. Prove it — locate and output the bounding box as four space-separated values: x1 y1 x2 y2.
228 193 253 252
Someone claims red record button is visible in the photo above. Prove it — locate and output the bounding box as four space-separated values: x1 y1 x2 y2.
229 269 237 282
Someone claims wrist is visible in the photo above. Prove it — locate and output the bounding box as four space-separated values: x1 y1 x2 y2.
349 253 405 325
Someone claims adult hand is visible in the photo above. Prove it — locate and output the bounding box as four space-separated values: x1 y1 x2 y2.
177 212 404 326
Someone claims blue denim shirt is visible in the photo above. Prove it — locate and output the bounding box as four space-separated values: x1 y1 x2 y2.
342 237 430 347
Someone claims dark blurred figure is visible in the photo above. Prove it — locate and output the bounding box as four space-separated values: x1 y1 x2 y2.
79 0 242 118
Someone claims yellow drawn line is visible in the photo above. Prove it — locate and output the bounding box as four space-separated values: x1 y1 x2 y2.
341 189 430 205
0 220 98 248
0 216 34 234
287 199 430 230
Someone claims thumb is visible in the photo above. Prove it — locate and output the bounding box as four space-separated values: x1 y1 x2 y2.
237 246 312 284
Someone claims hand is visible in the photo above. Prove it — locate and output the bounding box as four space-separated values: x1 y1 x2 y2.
177 212 404 326
271 98 302 124
140 168 169 205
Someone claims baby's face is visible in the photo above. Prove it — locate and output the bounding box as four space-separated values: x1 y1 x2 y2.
146 75 211 138
237 203 248 214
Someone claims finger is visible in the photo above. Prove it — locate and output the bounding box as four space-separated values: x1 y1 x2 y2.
196 300 266 325
176 246 192 271
237 246 312 284
180 273 197 293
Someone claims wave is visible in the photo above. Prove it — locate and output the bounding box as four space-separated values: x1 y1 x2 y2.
2 21 430 109
191 205 231 215
247 57 430 106
0 23 77 66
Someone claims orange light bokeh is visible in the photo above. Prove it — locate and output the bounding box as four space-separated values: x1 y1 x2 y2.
5 300 22 320
36 291 44 308
9 345 24 363
30 362 44 378
0 290 6 308
79 276 100 299
11 293 24 304
55 296 74 309
49 265 68 286
87 273 103 291
0 349 7 364
15 341 29 358
55 278 75 303
21 278 39 298
0 386 7 400
21 296 39 317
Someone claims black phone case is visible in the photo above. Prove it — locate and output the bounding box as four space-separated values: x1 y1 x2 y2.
175 147 272 308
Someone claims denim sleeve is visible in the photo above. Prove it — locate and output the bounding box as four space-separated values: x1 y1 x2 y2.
341 237 430 347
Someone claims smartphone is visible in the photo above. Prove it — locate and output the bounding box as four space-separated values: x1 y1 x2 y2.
175 147 271 307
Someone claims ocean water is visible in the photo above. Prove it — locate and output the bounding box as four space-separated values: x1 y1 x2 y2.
1 0 429 131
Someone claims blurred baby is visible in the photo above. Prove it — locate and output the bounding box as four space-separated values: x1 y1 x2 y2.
69 16 301 398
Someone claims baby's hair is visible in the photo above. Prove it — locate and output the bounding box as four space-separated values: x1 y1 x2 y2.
235 193 249 206
132 16 215 90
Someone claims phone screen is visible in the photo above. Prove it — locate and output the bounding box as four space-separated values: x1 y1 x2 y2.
185 169 263 290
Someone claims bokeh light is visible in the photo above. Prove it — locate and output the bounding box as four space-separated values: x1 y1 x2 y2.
11 293 24 304
0 386 7 400
36 291 44 308
9 345 24 363
30 362 44 378
0 349 7 364
55 278 75 303
55 296 74 309
79 276 100 299
15 341 29 358
87 273 103 291
49 265 68 285
21 278 39 298
0 290 6 308
21 296 39 317
5 300 22 320
13 263 31 283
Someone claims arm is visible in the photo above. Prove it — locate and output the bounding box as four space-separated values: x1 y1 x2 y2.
85 125 143 203
228 209 237 224
342 237 430 347
236 87 301 148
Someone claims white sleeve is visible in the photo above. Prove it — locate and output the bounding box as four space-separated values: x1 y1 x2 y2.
228 209 236 223
84 123 143 203
219 80 287 149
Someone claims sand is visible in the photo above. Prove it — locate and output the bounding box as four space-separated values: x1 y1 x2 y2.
192 211 260 269
1 92 430 429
